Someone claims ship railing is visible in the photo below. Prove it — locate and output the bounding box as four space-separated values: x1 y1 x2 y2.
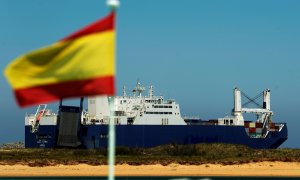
26 109 55 118
182 116 201 120
267 122 285 132
166 99 175 104
263 131 269 138
261 123 285 138
275 123 285 132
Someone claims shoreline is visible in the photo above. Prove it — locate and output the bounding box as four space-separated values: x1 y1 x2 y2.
0 161 299 177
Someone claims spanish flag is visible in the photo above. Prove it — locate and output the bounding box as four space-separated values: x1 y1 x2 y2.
4 12 115 107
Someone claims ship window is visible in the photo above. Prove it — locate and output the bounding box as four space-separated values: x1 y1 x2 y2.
230 120 233 125
154 105 166 108
124 100 126 103
162 118 168 125
127 117 134 125
114 111 125 116
116 118 120 125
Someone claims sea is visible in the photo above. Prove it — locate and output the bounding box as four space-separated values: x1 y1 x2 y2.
0 177 300 180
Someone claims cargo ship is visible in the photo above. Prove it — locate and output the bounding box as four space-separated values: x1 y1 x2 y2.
25 81 288 149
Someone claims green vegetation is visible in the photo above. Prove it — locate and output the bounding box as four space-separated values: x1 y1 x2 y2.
0 143 300 166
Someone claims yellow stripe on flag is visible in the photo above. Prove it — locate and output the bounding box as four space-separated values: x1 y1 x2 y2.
5 31 115 89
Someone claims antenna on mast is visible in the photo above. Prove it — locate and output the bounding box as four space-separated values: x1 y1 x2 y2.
123 86 126 97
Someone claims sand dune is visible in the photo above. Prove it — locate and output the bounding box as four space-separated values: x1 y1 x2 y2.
0 161 299 177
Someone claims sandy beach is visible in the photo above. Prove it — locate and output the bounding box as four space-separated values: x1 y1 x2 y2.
0 161 299 177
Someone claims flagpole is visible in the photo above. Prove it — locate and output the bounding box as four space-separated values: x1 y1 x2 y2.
106 1 119 180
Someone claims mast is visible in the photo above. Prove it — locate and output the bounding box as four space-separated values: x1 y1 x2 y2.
149 85 153 98
132 79 145 97
123 85 126 97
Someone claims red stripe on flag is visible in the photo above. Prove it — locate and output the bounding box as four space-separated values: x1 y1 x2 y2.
14 76 115 107
61 11 115 42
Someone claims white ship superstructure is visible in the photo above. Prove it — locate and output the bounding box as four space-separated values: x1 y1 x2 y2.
87 80 185 125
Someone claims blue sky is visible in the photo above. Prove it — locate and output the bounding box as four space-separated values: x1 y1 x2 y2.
0 0 300 148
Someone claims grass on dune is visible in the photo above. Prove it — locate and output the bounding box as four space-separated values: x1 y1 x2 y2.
0 143 300 166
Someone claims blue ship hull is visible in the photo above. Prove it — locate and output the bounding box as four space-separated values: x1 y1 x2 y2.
25 124 288 149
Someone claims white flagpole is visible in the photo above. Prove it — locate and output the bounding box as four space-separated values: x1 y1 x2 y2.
106 1 119 180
